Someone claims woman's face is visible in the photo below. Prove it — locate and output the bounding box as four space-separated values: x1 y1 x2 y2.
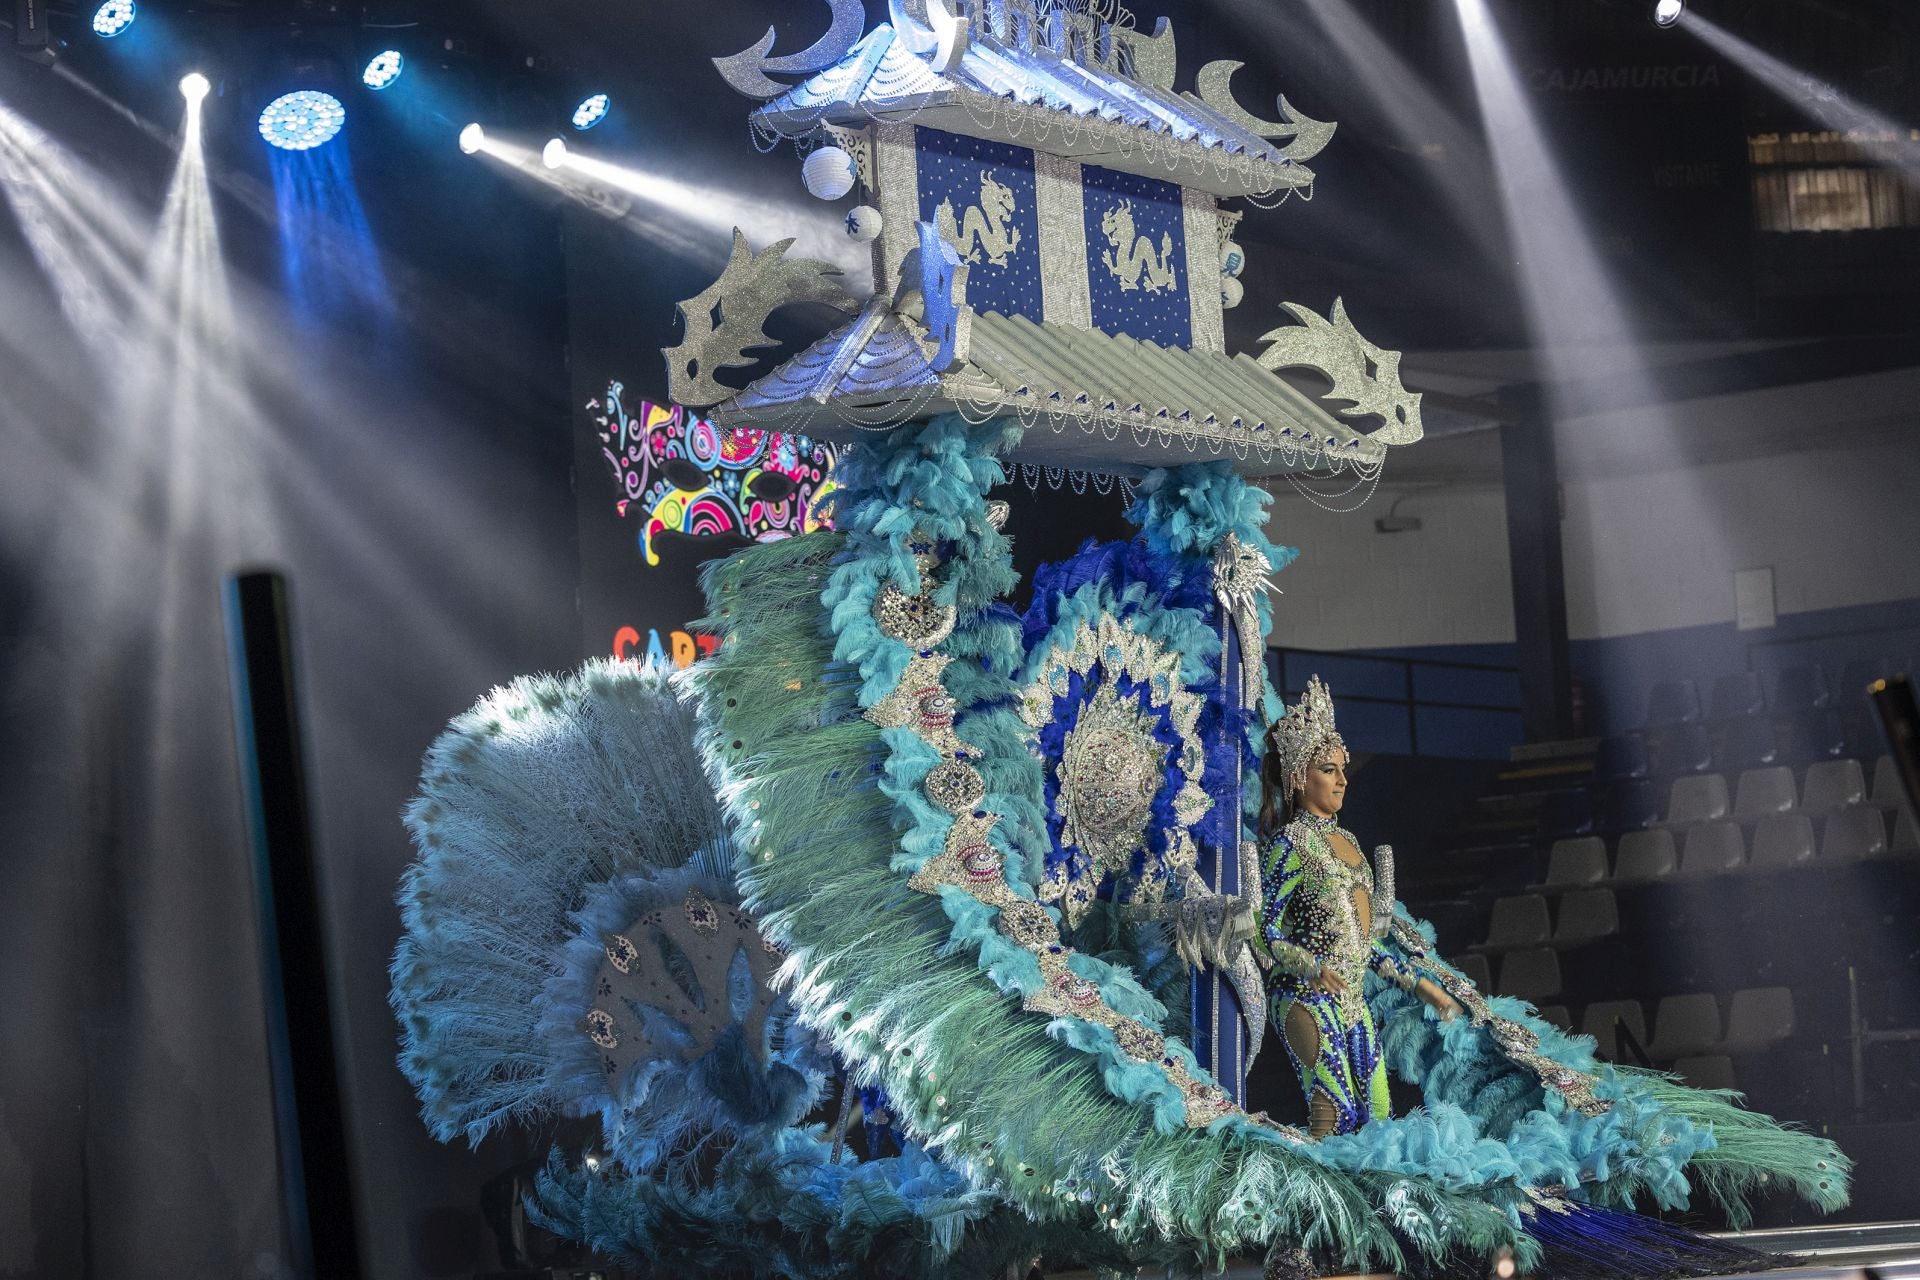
1296 749 1349 818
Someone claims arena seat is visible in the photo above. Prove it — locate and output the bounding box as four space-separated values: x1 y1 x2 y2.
1709 671 1766 722
1536 1005 1573 1033
1544 837 1608 888
1648 722 1713 776
1672 1054 1738 1091
1482 894 1551 951
1496 948 1562 1003
1581 1000 1647 1055
1454 952 1492 991
1613 828 1678 882
1732 766 1797 820
1680 821 1746 876
1537 788 1596 839
1801 758 1867 814
1713 714 1778 771
1820 807 1886 861
1893 809 1919 853
1645 679 1702 728
1666 773 1730 825
1779 709 1846 763
1603 779 1664 833
1723 986 1796 1052
1593 733 1649 784
1553 889 1619 945
1869 755 1907 808
1750 813 1817 869
1648 993 1723 1060
1771 665 1831 714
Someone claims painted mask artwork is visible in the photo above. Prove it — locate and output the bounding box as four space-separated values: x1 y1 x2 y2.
590 382 837 565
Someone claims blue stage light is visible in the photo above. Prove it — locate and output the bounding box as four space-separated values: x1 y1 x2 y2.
362 50 404 90
91 0 135 38
258 90 346 151
572 93 610 131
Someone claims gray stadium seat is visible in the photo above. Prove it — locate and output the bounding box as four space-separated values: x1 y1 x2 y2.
1896 809 1920 853
1870 755 1903 806
1801 758 1866 814
1545 837 1609 888
1672 1055 1739 1091
1454 953 1492 991
1581 1000 1647 1054
1680 822 1746 876
1821 807 1886 860
1733 766 1798 820
1496 948 1562 1003
1553 889 1619 945
1648 993 1723 1060
1536 1005 1573 1033
1723 986 1796 1053
1612 828 1678 882
1666 773 1730 825
1483 894 1551 951
1750 814 1817 869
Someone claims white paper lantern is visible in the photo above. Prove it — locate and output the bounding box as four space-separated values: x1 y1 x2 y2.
802 145 857 200
1220 275 1245 309
843 204 883 243
1219 240 1247 278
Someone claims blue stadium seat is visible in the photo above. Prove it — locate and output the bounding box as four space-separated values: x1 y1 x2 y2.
1770 664 1831 714
1537 788 1596 840
1779 709 1845 763
1648 722 1713 776
1709 671 1766 722
1646 679 1702 728
1593 733 1649 783
1605 778 1664 833
1713 714 1779 772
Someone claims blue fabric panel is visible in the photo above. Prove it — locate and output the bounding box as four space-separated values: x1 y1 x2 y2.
914 127 1043 323
1080 164 1192 348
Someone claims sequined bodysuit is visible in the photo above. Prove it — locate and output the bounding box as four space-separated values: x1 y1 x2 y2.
1258 814 1401 1135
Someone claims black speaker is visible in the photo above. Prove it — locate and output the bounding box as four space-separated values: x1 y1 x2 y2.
13 0 49 49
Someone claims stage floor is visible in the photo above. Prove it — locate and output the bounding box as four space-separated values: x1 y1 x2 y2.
1050 1219 1920 1279
1715 1219 1920 1278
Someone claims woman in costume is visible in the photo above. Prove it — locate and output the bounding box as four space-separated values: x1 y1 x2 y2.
1258 675 1463 1139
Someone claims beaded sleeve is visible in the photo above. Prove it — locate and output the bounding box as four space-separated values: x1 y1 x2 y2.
1257 834 1321 979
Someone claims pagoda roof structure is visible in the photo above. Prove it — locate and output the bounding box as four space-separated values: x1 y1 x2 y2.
667 0 1424 481
748 23 1322 200
716 303 1391 477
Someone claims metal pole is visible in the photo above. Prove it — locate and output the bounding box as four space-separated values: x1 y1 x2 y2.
224 570 363 1280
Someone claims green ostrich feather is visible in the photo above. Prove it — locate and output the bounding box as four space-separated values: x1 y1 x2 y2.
1618 1068 1852 1227
687 427 1537 1271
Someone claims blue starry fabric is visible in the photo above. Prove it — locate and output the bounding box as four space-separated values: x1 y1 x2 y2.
914 127 1043 323
1082 164 1191 348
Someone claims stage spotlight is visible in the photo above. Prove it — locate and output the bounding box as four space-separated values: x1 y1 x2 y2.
91 0 135 38
258 90 346 151
542 137 567 169
180 72 210 104
571 93 610 131
1652 0 1683 28
362 49 404 91
458 122 485 154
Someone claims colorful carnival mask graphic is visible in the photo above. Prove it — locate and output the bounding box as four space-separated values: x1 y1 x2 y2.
589 382 836 565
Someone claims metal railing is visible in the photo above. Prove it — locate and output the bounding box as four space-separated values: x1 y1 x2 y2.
1269 645 1522 758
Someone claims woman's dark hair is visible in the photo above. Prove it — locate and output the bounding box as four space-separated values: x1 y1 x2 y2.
1258 723 1295 841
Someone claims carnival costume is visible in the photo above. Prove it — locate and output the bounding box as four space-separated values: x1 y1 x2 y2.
1261 678 1426 1136
384 3 1852 1274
